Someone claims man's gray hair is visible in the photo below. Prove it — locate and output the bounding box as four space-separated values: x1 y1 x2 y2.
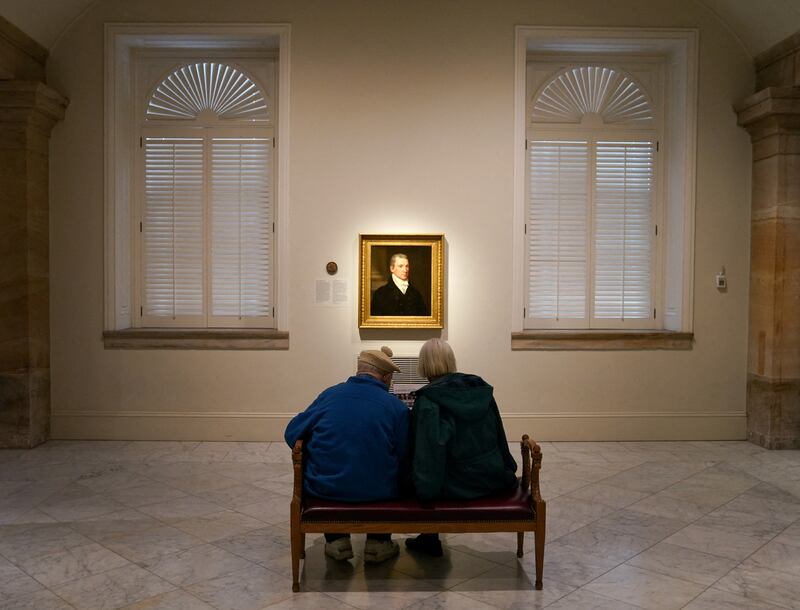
357 361 386 377
389 253 409 268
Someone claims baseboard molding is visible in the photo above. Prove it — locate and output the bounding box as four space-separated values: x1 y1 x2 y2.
51 410 746 442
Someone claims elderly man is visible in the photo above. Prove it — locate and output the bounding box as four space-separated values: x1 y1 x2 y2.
284 346 409 563
371 253 429 316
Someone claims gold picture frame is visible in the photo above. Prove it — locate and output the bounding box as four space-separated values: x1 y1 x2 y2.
359 234 444 329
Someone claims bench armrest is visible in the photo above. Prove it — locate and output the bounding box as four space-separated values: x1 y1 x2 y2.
520 434 543 503
291 439 304 506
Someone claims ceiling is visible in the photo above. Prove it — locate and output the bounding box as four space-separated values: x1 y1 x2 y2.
0 0 799 57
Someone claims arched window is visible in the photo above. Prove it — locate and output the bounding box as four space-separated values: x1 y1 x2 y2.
526 64 660 328
139 61 275 328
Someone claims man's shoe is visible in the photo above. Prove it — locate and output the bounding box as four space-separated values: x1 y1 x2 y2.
325 537 354 560
404 534 443 557
363 538 400 563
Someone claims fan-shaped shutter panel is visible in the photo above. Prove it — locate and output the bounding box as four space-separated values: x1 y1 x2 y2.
532 67 652 124
147 63 268 121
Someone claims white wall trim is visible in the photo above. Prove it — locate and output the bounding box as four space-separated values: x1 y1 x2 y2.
51 409 746 441
51 409 745 419
104 23 291 331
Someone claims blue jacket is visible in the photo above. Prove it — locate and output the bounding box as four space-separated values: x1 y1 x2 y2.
284 375 410 502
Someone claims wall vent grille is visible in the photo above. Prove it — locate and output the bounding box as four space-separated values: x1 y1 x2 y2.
353 355 425 407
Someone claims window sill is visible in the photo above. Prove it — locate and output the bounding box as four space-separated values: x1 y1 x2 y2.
103 329 289 350
511 330 693 351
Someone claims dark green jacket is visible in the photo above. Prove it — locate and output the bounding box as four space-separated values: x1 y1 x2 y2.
410 373 518 501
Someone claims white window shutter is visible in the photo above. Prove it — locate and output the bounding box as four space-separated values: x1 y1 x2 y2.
210 137 272 321
142 138 205 320
593 141 654 320
527 140 589 321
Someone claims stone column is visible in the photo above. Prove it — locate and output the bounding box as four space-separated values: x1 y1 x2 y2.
0 81 67 448
735 32 800 449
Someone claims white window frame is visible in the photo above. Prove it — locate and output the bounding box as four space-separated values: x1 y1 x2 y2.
513 27 698 334
134 53 276 329
526 60 663 329
104 24 291 332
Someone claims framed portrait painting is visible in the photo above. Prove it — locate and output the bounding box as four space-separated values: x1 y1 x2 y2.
359 234 444 329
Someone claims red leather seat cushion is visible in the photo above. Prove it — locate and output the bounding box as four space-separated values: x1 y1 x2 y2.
302 486 534 522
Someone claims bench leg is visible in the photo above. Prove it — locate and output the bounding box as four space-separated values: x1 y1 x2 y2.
534 504 546 590
290 526 302 592
300 533 306 559
534 530 544 590
517 532 524 558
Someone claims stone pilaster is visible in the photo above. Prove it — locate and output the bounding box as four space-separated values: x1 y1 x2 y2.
736 32 800 449
0 81 67 448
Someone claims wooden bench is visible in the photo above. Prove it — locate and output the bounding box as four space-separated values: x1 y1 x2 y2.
290 434 546 592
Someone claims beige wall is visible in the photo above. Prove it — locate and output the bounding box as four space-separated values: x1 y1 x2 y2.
47 0 754 441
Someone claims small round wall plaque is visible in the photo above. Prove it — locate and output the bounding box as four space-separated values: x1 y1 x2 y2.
326 261 338 275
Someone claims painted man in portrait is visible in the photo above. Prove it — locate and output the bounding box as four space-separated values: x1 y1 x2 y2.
371 253 430 316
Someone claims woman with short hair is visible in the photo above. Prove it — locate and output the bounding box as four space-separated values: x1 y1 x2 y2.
406 339 518 556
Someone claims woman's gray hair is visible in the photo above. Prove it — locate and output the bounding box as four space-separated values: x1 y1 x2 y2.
417 338 457 380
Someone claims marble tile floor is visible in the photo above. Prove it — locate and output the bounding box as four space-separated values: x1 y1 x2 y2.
0 440 799 610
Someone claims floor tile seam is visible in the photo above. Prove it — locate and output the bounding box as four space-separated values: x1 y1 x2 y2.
652 482 771 563
377 587 440 610
736 490 800 514
705 583 789 609
0 546 18 568
583 561 707 608
77 468 165 494
408 588 491 609
657 485 743 513
112 489 193 511
571 534 661 596
0 583 78 609
39 499 131 524
0 569 47 604
623 549 728 589
595 511 690 544
98 525 210 564
30 478 85 509
675 580 722 609
697 485 796 537
434 539 517 568
6 539 135 590
140 492 230 526
75 516 167 546
556 522 656 567
259 591 360 610
434 551 504 591
38 584 79 610
210 534 280 569
135 546 259 591
691 523 787 596
438 567 497 591
562 484 650 511
736 518 800 578
650 459 731 494
434 588 506 609
542 587 646 609
587 459 709 496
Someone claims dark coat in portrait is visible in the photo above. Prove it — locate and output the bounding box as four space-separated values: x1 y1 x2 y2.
371 279 429 316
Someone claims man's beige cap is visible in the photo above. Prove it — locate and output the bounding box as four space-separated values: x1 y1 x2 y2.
358 346 401 374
